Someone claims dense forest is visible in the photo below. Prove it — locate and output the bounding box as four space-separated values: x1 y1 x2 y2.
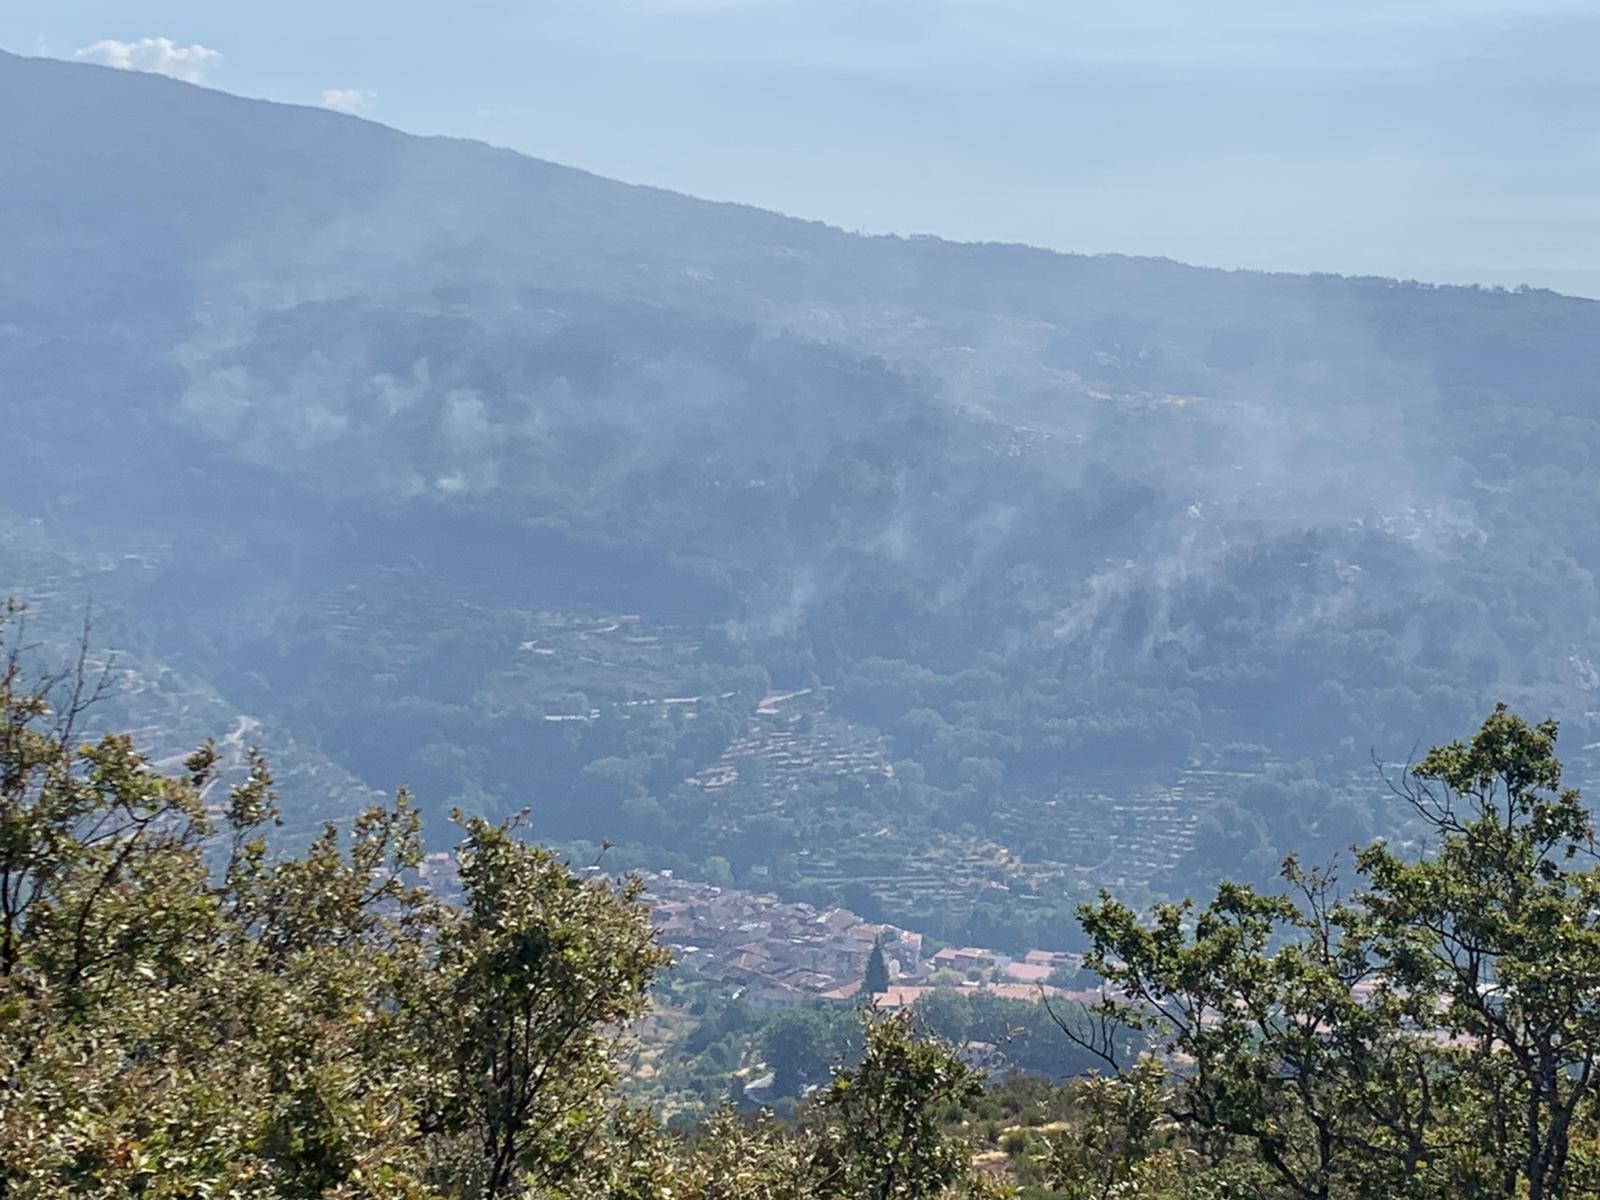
6 48 1600 951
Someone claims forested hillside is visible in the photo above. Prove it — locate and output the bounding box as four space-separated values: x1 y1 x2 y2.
9 620 1600 1198
5 49 1600 945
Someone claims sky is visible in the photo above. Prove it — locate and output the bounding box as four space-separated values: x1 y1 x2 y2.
6 1 1599 297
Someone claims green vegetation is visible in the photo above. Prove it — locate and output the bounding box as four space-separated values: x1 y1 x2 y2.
15 618 1600 1196
584 704 1600 1198
627 984 1120 1124
1064 705 1600 1198
863 938 891 996
0 622 994 1198
9 49 1600 955
11 50 1600 1193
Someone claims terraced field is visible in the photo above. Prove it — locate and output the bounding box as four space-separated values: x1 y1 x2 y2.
687 688 892 793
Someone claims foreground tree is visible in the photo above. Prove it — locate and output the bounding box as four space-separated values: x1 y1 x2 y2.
429 815 668 1196
0 616 665 1198
1039 1058 1187 1200
808 1009 989 1200
1359 706 1600 1200
0 614 994 1199
585 1011 996 1200
1072 705 1600 1199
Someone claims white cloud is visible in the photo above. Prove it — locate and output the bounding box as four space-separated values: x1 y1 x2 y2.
74 36 221 84
321 88 377 114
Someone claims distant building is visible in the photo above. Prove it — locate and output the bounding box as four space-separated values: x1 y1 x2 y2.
744 977 810 1011
1023 949 1084 970
930 947 996 972
886 929 923 972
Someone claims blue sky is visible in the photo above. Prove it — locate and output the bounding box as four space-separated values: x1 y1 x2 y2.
7 2 1599 296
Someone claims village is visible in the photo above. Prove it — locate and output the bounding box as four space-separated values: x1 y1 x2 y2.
415 845 1090 1012
417 848 1090 1010
634 869 1088 1011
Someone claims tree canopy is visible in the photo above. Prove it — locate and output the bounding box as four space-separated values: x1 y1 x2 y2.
0 618 994 1199
1069 704 1600 1199
12 608 1600 1197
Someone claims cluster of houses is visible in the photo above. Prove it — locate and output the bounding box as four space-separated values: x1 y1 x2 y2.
643 871 919 1009
639 871 1083 1011
413 855 1089 1012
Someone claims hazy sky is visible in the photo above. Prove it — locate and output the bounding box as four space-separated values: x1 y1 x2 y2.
8 1 1599 297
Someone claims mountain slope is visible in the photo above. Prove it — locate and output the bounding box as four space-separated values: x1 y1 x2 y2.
5 50 1600 945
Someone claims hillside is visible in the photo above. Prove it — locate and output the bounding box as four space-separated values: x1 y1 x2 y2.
5 49 1600 946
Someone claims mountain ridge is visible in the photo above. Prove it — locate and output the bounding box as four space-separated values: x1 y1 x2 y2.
5 46 1600 948
7 48 1595 312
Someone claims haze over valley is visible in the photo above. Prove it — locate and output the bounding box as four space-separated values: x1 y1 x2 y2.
6 47 1600 953
18 13 1600 1191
